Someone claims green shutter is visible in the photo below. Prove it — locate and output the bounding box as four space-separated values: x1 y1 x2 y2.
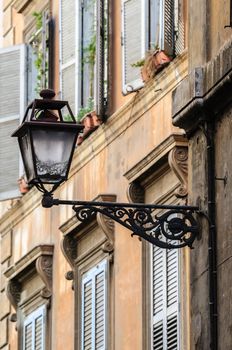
0 45 26 200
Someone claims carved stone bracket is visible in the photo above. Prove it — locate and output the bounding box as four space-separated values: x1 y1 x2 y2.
97 213 114 252
61 235 78 269
168 146 188 198
127 182 145 203
36 255 53 298
6 280 22 311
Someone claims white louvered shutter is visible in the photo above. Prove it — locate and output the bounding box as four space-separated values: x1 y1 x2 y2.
60 0 77 114
23 306 46 350
81 260 108 350
0 45 26 200
152 245 179 350
121 0 146 94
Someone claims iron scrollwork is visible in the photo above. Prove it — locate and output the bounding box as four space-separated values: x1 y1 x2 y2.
72 204 198 249
42 194 199 249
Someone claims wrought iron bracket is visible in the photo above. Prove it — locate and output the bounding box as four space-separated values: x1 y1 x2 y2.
42 194 199 249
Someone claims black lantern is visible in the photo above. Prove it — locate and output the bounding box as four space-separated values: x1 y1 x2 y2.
12 89 84 193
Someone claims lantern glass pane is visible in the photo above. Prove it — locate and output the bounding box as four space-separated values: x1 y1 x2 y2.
31 128 77 184
19 131 35 183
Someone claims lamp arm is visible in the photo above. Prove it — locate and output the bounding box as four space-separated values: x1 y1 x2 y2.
42 194 199 249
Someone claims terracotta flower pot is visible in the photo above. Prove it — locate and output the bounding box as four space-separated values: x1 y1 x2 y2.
77 111 102 145
18 176 30 194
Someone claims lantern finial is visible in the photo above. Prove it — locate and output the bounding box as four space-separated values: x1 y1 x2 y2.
40 89 56 99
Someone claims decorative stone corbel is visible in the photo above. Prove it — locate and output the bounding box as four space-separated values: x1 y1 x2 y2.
61 235 78 284
6 280 22 311
97 214 114 253
127 182 145 203
168 146 188 198
61 235 78 269
36 255 53 299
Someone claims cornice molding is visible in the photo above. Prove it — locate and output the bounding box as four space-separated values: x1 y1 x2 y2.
172 39 232 132
124 133 187 183
0 187 41 236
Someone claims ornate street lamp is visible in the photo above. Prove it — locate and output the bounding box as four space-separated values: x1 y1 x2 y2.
12 90 200 249
12 89 84 194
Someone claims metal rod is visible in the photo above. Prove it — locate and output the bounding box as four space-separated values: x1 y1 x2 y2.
50 198 199 211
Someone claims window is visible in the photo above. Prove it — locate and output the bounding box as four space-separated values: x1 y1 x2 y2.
60 194 115 350
121 0 185 93
60 0 108 118
151 245 179 349
5 245 53 350
23 306 46 350
81 260 108 350
26 11 52 104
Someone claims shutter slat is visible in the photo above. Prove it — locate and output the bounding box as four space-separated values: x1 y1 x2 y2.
153 321 163 350
35 315 43 350
153 246 164 315
167 314 178 350
0 50 20 117
152 223 179 349
83 280 93 349
60 0 76 65
167 249 178 307
174 0 185 55
23 306 45 350
163 0 175 56
122 0 144 93
60 0 76 113
82 262 107 350
95 271 105 350
95 0 106 117
0 45 25 200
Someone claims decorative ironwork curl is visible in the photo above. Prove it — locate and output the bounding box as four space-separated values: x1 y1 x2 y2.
42 194 199 249
72 205 198 249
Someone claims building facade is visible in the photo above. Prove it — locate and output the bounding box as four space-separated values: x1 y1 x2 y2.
0 0 232 350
